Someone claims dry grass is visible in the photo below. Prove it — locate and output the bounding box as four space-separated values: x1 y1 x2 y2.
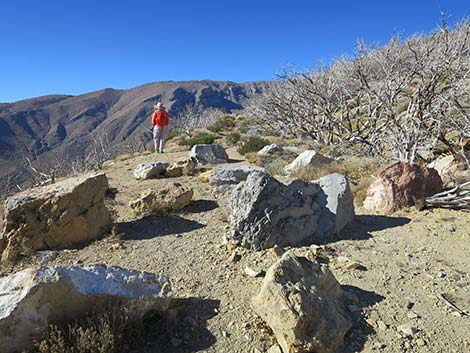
33 303 146 353
296 157 381 205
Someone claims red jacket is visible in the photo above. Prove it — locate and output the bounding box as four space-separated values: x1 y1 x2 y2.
152 110 169 126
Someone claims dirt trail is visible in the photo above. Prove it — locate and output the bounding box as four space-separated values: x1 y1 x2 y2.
3 149 470 353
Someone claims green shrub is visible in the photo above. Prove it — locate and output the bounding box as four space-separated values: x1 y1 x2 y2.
182 132 216 148
237 137 270 155
227 132 241 145
207 116 235 133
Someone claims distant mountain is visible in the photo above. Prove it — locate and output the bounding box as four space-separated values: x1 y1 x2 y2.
0 80 267 191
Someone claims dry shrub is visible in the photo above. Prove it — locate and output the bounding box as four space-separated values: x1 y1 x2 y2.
296 157 381 205
33 304 146 353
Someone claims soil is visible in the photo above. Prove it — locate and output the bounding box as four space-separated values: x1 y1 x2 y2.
2 148 470 353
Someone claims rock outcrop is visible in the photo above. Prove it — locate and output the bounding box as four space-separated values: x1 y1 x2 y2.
228 171 320 250
133 162 169 180
252 251 352 353
364 162 443 213
0 265 171 353
210 164 265 195
129 182 193 217
190 144 229 164
0 173 111 262
284 150 332 175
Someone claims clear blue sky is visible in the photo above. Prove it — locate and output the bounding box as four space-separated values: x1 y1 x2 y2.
0 0 468 102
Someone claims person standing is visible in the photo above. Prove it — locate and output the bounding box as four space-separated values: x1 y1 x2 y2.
151 102 170 153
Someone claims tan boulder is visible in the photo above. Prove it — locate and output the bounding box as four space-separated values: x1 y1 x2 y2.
252 250 352 353
129 182 193 217
363 162 443 213
0 173 111 263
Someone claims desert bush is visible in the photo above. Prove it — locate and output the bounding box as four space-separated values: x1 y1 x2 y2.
207 116 236 133
182 132 216 148
33 304 145 353
227 131 241 145
164 129 180 142
237 137 270 155
264 158 289 176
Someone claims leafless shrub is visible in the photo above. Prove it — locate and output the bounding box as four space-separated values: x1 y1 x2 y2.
172 104 225 136
33 304 145 353
250 20 470 164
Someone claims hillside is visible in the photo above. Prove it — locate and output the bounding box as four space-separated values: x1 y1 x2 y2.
1 145 469 353
0 80 266 190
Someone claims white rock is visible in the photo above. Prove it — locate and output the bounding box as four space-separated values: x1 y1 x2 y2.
133 162 169 180
210 164 265 195
189 144 229 165
258 144 285 156
284 150 332 175
0 265 171 353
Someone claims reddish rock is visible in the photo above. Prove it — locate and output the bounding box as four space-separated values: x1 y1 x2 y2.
363 162 443 213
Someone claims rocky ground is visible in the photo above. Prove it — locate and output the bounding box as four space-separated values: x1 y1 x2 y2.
2 148 470 353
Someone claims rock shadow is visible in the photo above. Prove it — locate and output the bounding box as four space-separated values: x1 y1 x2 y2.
341 285 385 353
145 298 220 353
183 200 219 213
331 214 412 243
118 215 205 240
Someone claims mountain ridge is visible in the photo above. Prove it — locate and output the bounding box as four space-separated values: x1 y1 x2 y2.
0 80 267 190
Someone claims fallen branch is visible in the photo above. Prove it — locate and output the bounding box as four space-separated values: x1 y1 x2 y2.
416 182 470 210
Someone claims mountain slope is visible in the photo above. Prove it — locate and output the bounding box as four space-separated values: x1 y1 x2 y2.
0 80 266 189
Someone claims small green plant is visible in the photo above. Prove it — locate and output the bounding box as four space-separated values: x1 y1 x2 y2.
264 158 289 176
237 137 270 155
207 116 235 133
182 133 216 148
227 131 241 145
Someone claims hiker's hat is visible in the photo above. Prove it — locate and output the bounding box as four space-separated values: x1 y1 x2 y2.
154 102 165 110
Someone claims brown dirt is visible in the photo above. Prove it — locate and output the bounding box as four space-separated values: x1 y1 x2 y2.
2 148 470 353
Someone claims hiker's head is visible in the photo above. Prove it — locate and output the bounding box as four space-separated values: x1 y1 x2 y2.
154 102 165 110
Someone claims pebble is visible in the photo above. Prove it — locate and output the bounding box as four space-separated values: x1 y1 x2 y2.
229 251 242 263
407 311 419 319
405 301 415 310
244 266 265 278
416 338 426 346
397 323 418 337
444 225 456 233
377 320 388 331
437 271 447 279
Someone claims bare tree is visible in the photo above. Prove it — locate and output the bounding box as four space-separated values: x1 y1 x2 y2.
172 104 225 136
250 20 470 163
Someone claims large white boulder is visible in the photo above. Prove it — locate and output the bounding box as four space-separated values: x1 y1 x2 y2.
227 171 321 250
252 250 352 353
189 144 229 165
284 150 332 175
0 173 111 263
133 162 169 180
0 265 171 353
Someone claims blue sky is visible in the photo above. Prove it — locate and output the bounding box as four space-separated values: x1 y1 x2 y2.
0 0 468 102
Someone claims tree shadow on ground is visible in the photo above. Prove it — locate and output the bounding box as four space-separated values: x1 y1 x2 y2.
330 214 412 243
118 215 205 240
341 285 385 352
144 297 220 353
183 200 219 214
